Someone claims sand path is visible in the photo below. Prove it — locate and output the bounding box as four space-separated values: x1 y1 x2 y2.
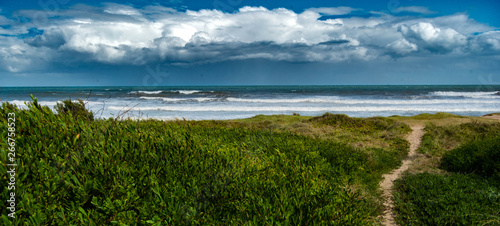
380 125 425 226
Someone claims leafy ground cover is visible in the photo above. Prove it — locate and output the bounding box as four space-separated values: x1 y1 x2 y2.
0 97 412 225
441 136 500 179
394 173 500 225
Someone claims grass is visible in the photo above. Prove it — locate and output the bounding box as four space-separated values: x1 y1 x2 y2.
233 113 411 151
394 173 500 225
3 98 498 225
232 113 413 191
418 121 500 156
441 136 500 179
393 117 500 225
0 98 414 225
390 112 497 127
392 112 467 120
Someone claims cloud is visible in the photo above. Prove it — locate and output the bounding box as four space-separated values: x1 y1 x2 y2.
0 37 54 72
470 30 500 53
0 4 498 73
386 38 418 56
306 7 360 16
393 6 436 14
0 15 11 25
399 22 467 53
103 3 142 16
24 28 65 48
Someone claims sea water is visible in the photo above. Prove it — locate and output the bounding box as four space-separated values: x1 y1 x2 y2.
1 85 500 120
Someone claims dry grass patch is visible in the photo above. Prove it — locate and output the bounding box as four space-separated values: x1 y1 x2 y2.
392 113 498 127
406 153 449 175
229 113 412 151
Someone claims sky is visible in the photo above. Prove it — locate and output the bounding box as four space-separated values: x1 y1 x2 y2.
0 0 499 86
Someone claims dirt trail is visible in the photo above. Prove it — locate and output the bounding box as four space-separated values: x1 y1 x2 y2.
380 125 425 226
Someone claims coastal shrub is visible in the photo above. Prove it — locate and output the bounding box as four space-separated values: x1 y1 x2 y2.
309 113 410 134
309 113 363 128
55 99 94 121
394 173 500 225
441 136 500 178
1 99 390 225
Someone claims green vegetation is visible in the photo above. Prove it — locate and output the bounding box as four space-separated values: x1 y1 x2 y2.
394 173 500 225
54 98 94 122
389 112 497 128
391 112 466 120
441 136 500 179
231 113 412 190
418 121 500 156
394 120 500 225
11 98 499 225
234 113 411 153
0 98 412 225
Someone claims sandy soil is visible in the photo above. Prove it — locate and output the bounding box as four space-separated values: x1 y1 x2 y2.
380 125 425 226
482 114 500 121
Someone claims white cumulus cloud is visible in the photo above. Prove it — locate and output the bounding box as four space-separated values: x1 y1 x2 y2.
306 7 360 16
399 22 467 53
0 4 498 72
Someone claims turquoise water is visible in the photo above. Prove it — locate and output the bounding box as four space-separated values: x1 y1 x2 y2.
1 85 500 120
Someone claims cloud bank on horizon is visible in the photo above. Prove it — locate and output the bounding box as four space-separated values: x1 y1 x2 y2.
0 2 499 85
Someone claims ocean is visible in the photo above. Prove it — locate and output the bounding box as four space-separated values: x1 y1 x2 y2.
1 85 500 120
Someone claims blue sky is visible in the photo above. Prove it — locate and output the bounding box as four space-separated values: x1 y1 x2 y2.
0 0 499 86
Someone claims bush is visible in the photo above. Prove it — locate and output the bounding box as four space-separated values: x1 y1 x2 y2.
309 113 411 134
441 136 500 178
55 99 94 121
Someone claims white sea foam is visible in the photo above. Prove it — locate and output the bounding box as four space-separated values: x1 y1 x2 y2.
430 91 499 98
108 105 500 112
9 100 59 107
139 96 216 102
177 90 201 94
129 90 163 94
139 97 174 101
7 100 107 108
226 97 339 103
226 97 500 105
